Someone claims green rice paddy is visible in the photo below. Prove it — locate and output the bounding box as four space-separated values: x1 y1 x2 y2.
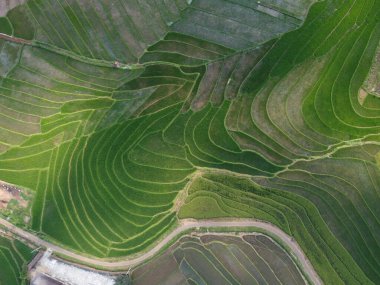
0 0 379 284
0 236 34 285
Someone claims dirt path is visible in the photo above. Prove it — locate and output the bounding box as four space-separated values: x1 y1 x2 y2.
0 33 32 45
0 217 322 284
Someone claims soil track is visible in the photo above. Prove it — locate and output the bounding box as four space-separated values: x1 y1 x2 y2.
0 217 322 285
0 33 32 45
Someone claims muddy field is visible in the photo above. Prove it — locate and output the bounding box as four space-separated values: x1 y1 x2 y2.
132 233 306 285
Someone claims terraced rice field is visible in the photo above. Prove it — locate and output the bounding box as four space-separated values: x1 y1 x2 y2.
0 0 379 284
132 234 306 285
0 236 34 285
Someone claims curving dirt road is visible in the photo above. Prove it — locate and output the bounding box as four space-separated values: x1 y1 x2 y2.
0 217 322 285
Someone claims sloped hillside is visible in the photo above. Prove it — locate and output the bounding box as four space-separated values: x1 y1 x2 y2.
0 0 379 284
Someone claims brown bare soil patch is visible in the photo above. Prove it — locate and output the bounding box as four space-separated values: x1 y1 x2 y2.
358 88 368 105
363 41 380 96
0 181 28 209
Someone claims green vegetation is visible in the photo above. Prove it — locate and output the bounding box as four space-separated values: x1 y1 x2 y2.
0 236 34 285
0 17 13 35
0 0 379 284
180 163 380 285
132 234 306 285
